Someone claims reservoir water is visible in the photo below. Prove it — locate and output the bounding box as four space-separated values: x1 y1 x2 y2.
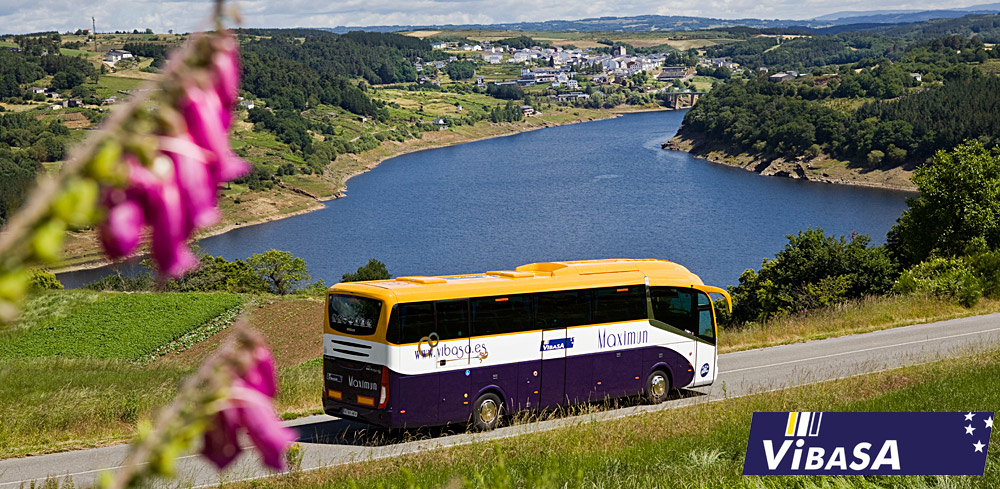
59 110 911 289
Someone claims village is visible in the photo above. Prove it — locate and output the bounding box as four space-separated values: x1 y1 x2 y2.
419 39 743 95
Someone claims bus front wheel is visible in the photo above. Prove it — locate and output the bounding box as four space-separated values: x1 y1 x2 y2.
471 392 504 431
645 369 671 404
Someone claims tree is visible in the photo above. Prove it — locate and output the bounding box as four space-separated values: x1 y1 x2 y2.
729 228 895 324
50 71 85 90
887 141 1000 267
341 258 391 282
246 249 310 295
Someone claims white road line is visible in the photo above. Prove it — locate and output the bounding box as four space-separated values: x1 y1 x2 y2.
725 326 1000 373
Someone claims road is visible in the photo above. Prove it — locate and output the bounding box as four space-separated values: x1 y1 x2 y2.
2 313 999 488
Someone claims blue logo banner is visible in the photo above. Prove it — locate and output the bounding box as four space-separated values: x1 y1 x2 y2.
744 412 993 475
540 337 575 351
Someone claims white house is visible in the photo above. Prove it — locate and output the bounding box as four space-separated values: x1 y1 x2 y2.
104 49 133 64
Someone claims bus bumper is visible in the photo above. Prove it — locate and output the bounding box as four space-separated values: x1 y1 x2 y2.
323 398 396 428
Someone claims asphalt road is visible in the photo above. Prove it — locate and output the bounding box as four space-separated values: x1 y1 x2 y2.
2 313 999 488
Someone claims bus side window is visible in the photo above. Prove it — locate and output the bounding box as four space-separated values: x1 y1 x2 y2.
471 294 532 336
593 285 646 324
398 302 435 344
535 290 591 329
650 287 697 333
697 292 715 344
435 300 469 340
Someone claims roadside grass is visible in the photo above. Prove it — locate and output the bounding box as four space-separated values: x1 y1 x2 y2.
0 292 243 360
0 355 320 459
0 358 187 458
0 294 319 459
721 294 1000 353
230 349 1000 489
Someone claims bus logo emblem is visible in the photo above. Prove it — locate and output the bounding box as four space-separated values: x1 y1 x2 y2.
700 363 710 377
540 338 575 351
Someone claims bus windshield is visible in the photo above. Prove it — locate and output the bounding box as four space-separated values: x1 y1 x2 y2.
328 294 382 336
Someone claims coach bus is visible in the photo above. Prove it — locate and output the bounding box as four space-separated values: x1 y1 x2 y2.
322 258 730 430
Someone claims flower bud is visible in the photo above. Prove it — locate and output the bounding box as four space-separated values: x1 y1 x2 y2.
100 198 145 259
31 218 67 264
85 141 126 185
53 178 100 227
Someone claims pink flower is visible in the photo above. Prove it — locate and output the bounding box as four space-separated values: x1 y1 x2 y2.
201 346 297 471
98 32 248 278
99 192 145 258
211 35 241 111
159 135 221 230
178 85 249 183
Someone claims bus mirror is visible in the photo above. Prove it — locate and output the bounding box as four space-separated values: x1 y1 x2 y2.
692 285 732 313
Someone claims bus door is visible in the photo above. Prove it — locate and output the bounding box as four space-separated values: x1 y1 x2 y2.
539 326 568 408
691 292 717 387
433 299 471 422
535 289 589 409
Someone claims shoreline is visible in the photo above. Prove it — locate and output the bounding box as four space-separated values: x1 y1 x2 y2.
53 105 667 275
663 133 917 193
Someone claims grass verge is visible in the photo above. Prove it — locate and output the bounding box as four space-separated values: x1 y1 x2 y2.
237 349 1000 489
721 294 1000 353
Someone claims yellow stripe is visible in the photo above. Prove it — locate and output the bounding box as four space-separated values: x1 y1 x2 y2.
786 412 798 436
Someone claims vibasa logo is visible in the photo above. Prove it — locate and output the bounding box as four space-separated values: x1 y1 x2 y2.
761 412 899 472
744 412 992 476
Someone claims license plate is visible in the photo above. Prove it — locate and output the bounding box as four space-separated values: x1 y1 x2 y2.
341 408 358 418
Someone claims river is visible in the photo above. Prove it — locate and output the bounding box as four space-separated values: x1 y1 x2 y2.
58 110 911 289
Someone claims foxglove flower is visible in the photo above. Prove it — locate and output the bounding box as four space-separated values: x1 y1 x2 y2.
99 32 248 278
159 134 221 230
211 36 241 110
201 346 297 471
179 84 249 183
99 192 145 259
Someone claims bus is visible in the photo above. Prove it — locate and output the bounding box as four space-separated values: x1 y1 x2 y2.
322 258 731 430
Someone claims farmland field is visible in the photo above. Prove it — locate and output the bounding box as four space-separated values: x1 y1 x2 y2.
0 292 243 360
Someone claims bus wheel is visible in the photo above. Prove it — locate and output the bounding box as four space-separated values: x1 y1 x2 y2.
472 392 503 430
645 370 671 404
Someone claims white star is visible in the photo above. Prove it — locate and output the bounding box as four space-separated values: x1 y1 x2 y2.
965 412 975 421
973 441 985 453
987 417 994 429
965 425 976 435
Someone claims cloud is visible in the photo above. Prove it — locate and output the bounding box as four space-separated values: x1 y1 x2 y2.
0 0 993 34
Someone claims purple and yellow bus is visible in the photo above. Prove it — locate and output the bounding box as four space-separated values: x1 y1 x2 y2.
322 259 730 430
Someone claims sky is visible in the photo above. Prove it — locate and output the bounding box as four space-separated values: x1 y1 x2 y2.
0 0 994 35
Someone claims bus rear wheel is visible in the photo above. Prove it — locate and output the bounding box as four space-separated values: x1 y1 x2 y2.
471 392 503 431
645 369 671 404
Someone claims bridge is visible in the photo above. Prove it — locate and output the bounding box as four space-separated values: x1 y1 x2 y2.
659 91 706 109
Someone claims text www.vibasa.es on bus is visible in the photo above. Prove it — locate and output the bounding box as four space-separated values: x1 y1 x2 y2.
416 342 489 360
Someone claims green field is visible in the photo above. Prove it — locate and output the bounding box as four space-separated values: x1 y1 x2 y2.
0 292 243 360
236 349 1000 489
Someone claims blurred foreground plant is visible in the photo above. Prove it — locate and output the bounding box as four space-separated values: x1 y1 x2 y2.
0 0 248 323
103 322 296 489
0 0 298 486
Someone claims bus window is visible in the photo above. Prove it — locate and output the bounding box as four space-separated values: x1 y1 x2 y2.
697 292 715 344
471 294 532 336
328 294 383 336
593 285 646 324
435 300 469 340
649 287 697 334
535 290 591 329
397 302 435 344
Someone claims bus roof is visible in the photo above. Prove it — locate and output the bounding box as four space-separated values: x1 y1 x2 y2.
328 259 708 303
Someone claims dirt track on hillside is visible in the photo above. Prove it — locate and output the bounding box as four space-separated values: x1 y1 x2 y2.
156 298 324 369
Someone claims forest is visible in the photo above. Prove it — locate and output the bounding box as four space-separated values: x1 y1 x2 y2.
701 14 1000 72
679 33 1000 167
